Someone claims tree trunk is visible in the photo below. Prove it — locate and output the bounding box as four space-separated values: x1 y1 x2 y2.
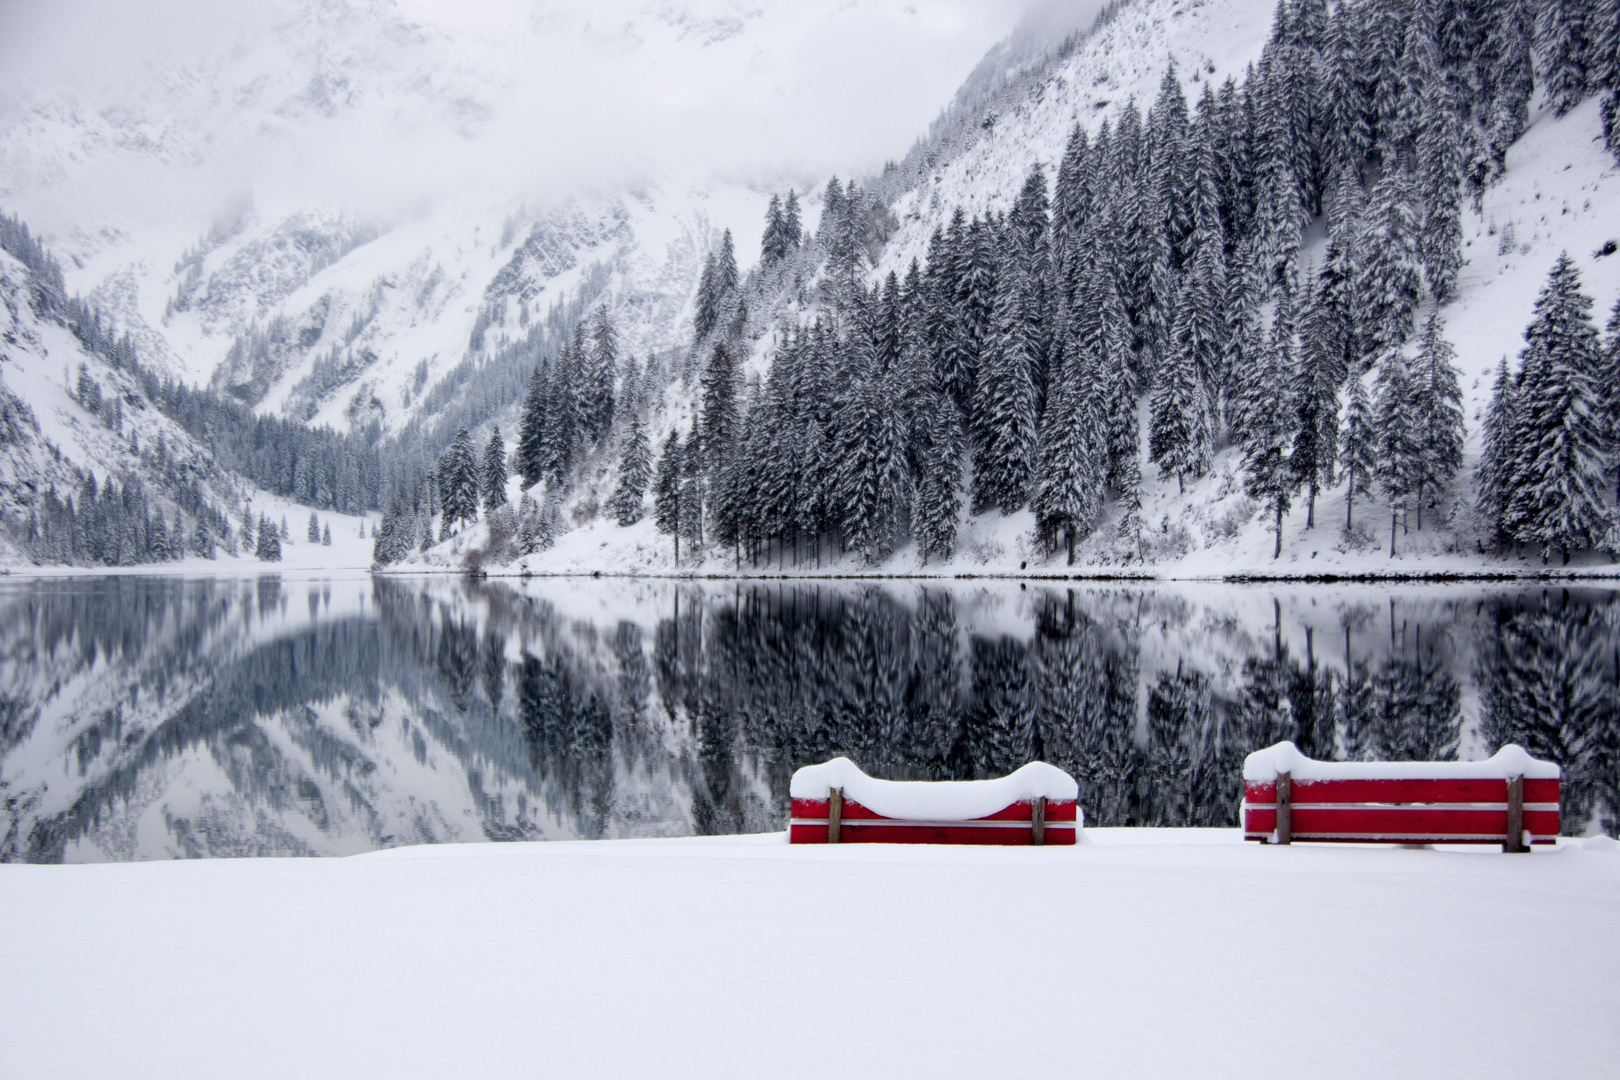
1390 507 1398 557
1306 482 1316 529
1345 474 1354 532
1177 474 1184 495
1067 527 1075 566
1273 500 1283 559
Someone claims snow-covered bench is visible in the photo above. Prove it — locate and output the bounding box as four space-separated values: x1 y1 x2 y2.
789 758 1080 845
1242 742 1560 852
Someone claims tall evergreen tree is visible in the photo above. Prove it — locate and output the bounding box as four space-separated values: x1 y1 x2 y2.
255 513 282 562
1032 350 1104 563
914 393 964 564
1373 348 1420 556
1477 355 1518 542
1244 294 1299 558
481 426 509 511
1505 254 1610 561
582 306 618 445
1537 0 1590 116
1340 370 1378 533
307 511 321 543
972 240 1041 514
653 430 684 563
608 415 653 526
1409 313 1465 529
439 426 481 532
1291 281 1343 530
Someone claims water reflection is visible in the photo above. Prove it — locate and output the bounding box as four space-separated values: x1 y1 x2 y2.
0 575 1615 862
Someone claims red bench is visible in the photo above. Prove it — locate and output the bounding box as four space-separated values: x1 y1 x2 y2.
1242 742 1560 852
789 758 1080 845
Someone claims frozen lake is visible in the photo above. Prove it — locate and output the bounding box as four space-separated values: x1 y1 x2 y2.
2 573 1616 861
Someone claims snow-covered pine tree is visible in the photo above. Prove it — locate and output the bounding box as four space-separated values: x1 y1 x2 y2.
439 426 481 532
1031 349 1104 564
1417 79 1465 302
972 236 1040 515
1485 0 1536 173
322 523 331 546
1173 130 1228 417
583 306 618 445
1291 279 1343 530
306 511 320 543
514 362 548 487
1244 292 1299 558
1537 0 1590 116
481 426 509 511
781 190 802 250
693 250 719 341
653 430 684 563
1478 355 1517 543
1358 170 1423 354
914 392 964 565
256 513 281 562
678 427 704 557
1409 313 1465 530
761 194 786 265
1149 313 1211 494
608 415 653 526
1340 368 1378 533
948 214 998 417
699 340 740 481
1504 253 1610 562
540 339 579 485
1605 295 1620 501
1373 347 1420 556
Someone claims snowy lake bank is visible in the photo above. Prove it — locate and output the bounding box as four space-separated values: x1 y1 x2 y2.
2 829 1617 1079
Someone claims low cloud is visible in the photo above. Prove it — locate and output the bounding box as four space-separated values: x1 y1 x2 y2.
0 0 1050 227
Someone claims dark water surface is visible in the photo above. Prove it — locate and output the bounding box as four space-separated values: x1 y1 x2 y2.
1 574 1616 861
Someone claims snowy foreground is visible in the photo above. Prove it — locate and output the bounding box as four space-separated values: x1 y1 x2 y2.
3 831 1617 1079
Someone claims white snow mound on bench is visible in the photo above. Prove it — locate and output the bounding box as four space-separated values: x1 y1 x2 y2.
790 758 1079 821
1243 741 1560 782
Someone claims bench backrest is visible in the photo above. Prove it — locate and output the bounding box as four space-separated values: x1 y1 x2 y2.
1243 775 1561 845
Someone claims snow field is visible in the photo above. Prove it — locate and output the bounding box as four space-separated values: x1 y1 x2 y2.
1 830 1616 1079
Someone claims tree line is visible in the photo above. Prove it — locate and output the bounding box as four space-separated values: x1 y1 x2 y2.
373 0 1619 569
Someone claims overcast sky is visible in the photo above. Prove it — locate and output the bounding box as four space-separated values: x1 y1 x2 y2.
0 0 1085 225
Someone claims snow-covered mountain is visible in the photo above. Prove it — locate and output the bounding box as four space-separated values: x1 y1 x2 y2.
3 0 1619 576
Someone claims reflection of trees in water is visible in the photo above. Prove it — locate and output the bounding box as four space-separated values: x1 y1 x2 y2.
6 578 1618 862
643 586 1613 834
1478 591 1620 837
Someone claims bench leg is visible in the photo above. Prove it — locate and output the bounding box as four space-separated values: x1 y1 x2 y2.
828 787 842 845
1276 771 1292 845
1504 775 1525 854
1032 797 1046 846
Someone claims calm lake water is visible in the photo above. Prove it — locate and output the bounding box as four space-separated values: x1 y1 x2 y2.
1 574 1616 861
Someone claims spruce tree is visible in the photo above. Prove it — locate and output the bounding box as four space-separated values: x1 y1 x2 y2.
481 426 509 511
914 394 964 564
1290 282 1342 530
699 340 740 479
782 190 803 250
256 513 282 562
603 417 648 526
1340 370 1378 533
1505 253 1610 562
439 426 481 532
1358 171 1423 354
1150 321 1212 494
653 430 684 563
1478 355 1517 542
1537 0 1589 116
1032 350 1104 563
1409 313 1465 530
583 306 618 445
972 245 1040 514
515 362 548 487
1243 299 1299 559
761 194 785 264
322 523 331 546
1604 295 1620 501
1373 348 1420 556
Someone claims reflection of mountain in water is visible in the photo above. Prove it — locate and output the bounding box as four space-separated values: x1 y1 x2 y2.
1 578 1616 863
